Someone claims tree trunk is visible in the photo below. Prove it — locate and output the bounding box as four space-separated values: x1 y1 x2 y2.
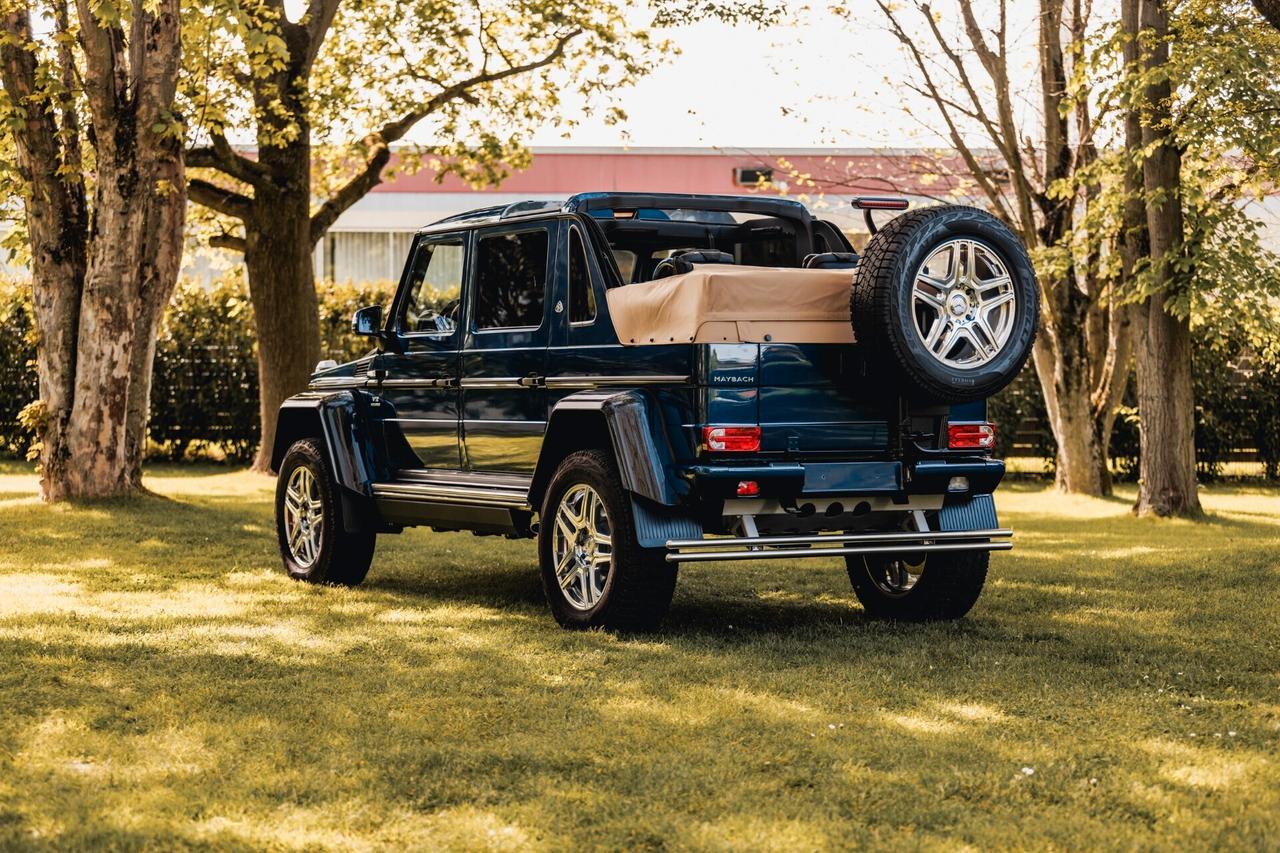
1034 333 1105 494
245 138 322 473
126 152 187 487
1132 0 1201 517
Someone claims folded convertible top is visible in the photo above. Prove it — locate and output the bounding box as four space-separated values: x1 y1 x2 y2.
605 265 855 345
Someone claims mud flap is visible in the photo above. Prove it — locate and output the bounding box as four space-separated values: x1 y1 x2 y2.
630 495 703 550
937 493 998 532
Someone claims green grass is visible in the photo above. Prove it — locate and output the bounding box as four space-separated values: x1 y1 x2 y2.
1 462 1278 851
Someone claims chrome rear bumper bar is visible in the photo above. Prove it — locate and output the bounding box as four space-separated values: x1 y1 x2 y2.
664 528 1012 563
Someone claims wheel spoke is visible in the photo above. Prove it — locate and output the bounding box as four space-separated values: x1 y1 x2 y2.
931 324 960 357
975 274 1011 294
980 289 1015 312
922 318 947 351
958 327 992 364
555 550 577 589
555 512 576 544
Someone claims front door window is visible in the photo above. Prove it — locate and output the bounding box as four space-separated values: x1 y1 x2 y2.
401 239 465 335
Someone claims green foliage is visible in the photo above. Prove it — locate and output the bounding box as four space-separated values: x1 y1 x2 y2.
0 277 37 457
148 279 261 463
989 326 1280 482
0 276 454 460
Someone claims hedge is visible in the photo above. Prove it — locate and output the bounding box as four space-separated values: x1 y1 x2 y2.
0 276 1276 477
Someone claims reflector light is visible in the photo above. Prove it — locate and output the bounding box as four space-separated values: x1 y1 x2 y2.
948 422 996 450
703 426 761 453
947 476 970 493
736 480 760 497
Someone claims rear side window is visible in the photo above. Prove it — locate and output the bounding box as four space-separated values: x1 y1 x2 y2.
568 227 596 324
473 229 548 330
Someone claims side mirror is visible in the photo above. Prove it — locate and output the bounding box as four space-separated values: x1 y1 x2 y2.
352 305 383 337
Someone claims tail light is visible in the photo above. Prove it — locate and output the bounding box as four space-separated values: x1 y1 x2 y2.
703 426 761 453
948 422 996 450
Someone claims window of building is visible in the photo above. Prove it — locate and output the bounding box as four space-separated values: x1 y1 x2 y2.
401 238 465 334
473 229 548 330
568 227 596 324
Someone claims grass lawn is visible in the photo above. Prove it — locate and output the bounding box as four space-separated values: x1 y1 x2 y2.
0 462 1278 851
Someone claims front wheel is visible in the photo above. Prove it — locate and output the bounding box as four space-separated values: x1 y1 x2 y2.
845 549 988 621
538 450 677 631
275 438 375 586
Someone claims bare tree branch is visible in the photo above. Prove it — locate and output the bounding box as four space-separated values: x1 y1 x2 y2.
209 232 248 252
876 1 1016 226
188 178 252 220
300 0 341 72
187 132 271 187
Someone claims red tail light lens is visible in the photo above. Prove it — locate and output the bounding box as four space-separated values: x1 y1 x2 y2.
703 426 761 453
948 422 996 450
736 480 760 497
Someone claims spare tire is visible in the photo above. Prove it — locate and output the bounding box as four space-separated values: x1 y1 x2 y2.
850 205 1039 403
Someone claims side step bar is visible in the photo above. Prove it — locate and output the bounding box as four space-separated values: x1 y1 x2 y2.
664 528 1012 563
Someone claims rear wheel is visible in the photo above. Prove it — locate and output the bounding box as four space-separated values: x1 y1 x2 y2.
845 550 988 621
538 450 677 631
275 438 375 586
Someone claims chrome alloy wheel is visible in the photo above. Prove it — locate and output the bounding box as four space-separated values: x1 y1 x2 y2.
551 484 613 611
868 554 926 598
283 465 324 568
911 239 1017 369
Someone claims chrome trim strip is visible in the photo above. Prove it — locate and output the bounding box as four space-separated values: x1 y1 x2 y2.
385 417 457 426
380 378 456 388
462 419 547 427
667 528 1012 549
666 540 1013 563
544 374 690 389
308 378 363 390
459 377 527 389
372 481 529 509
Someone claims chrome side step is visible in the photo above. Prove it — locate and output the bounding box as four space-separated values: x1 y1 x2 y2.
371 481 530 509
665 528 1012 563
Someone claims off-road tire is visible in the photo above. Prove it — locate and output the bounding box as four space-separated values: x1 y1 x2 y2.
845 550 988 621
538 450 677 631
851 205 1038 402
275 438 375 586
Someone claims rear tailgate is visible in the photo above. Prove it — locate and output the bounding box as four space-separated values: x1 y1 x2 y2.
757 343 891 455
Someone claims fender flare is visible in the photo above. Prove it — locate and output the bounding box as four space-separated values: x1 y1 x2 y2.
270 391 381 498
530 390 689 509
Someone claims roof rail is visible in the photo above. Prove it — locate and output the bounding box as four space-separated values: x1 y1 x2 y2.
499 200 565 219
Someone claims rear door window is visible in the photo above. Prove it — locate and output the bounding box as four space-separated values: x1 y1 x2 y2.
473 229 549 330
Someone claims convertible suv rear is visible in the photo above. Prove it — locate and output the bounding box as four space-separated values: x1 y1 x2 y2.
272 192 1038 629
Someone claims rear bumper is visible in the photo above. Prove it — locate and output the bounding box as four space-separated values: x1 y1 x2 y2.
684 457 1005 499
665 526 1012 563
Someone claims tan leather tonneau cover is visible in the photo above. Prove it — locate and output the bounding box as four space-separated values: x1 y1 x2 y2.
605 265 855 345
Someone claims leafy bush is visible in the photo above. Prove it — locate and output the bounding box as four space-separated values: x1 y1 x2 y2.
148 280 261 462
0 278 37 457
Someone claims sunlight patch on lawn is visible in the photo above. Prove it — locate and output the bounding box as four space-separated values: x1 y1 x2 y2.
681 814 829 852
194 804 536 851
878 710 961 736
1143 738 1266 790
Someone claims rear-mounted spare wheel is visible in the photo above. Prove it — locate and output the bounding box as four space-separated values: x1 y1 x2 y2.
850 205 1039 402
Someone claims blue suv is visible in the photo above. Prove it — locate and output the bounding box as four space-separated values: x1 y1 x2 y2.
271 192 1039 630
